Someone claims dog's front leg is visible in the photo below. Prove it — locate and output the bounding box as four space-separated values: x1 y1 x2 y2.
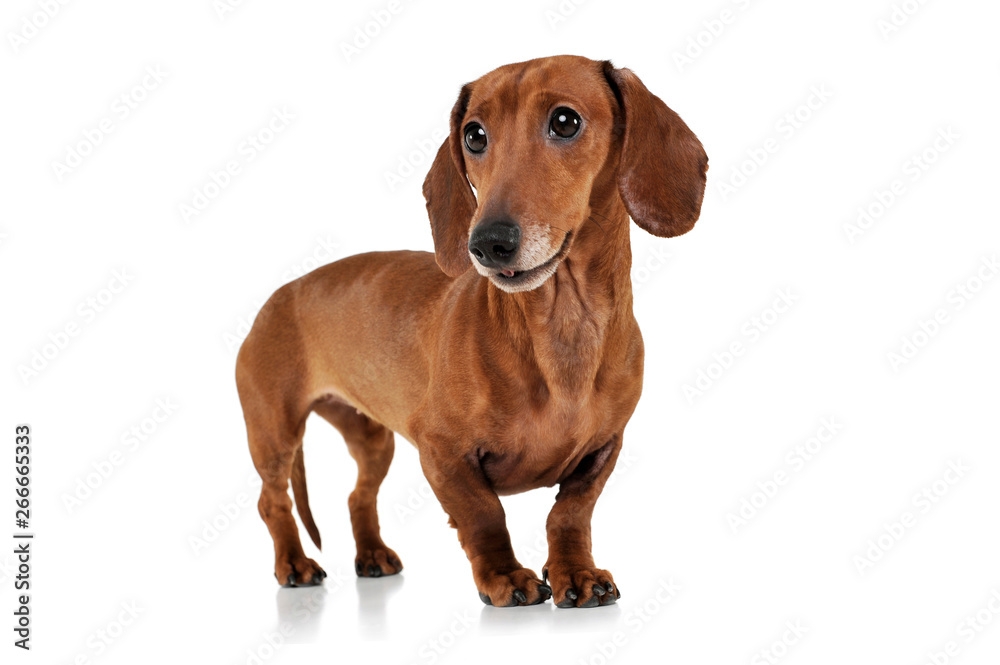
543 435 623 608
419 446 553 607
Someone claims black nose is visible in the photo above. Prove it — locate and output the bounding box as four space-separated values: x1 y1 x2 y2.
468 220 520 268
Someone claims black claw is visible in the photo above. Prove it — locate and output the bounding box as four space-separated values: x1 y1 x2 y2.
356 562 364 576
321 569 328 579
580 595 601 608
616 588 621 599
538 584 552 601
366 565 375 577
311 573 323 585
284 573 296 588
593 584 606 597
566 589 578 600
528 591 548 606
479 592 493 606
542 568 549 582
513 589 527 604
556 598 576 608
605 582 615 593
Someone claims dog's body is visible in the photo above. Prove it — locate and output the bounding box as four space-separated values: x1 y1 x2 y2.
237 55 707 608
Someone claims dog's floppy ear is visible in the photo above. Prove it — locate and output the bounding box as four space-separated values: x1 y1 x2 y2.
422 84 477 277
602 62 708 238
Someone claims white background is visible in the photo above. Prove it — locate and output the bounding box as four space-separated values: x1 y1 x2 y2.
2 0 999 663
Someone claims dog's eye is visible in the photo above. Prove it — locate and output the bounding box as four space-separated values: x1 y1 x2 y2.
464 123 487 153
549 108 581 139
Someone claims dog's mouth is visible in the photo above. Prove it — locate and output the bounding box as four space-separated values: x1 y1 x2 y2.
490 231 573 291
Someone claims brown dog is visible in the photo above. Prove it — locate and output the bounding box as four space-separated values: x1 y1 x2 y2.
236 55 707 608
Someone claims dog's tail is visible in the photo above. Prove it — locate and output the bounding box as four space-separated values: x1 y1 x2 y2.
291 446 322 550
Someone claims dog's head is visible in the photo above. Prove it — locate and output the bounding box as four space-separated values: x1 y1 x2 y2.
423 55 708 292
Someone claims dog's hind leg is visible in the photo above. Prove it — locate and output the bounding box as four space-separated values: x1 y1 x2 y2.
241 409 328 587
314 400 402 577
236 290 327 588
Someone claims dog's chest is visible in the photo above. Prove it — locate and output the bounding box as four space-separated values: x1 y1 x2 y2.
478 391 630 494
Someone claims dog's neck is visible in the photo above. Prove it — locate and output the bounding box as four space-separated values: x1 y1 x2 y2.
484 186 636 395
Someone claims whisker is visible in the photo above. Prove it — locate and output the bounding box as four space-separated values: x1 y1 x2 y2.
586 214 607 236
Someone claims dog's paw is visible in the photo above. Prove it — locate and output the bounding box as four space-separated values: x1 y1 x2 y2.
476 567 552 607
274 556 327 587
543 563 618 608
355 546 403 578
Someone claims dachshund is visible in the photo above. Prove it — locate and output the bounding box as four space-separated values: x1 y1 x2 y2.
236 54 707 608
